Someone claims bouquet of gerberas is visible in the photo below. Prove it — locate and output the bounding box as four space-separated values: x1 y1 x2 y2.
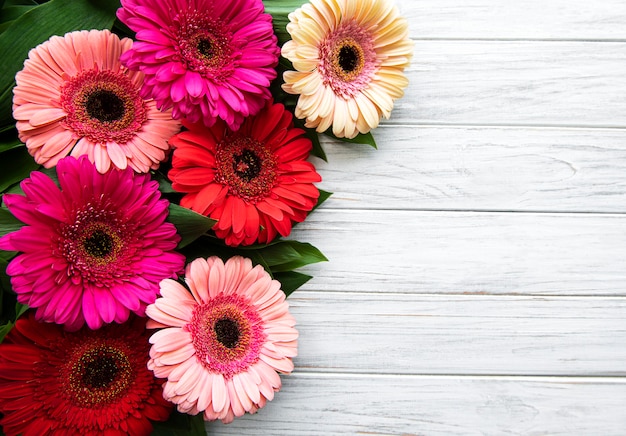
0 0 412 434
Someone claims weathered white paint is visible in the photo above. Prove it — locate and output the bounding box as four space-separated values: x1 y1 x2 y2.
207 375 626 435
205 0 626 433
289 209 626 296
403 0 626 40
289 292 626 376
393 41 626 127
315 126 626 213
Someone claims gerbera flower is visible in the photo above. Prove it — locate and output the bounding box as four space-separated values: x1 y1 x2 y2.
0 313 172 436
168 100 321 246
0 155 185 331
117 0 280 131
12 29 181 173
146 256 298 423
281 0 414 139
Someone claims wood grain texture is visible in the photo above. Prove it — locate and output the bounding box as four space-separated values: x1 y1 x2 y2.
290 209 626 296
206 374 626 435
200 0 626 434
403 0 626 40
289 292 626 376
316 126 626 213
391 41 626 127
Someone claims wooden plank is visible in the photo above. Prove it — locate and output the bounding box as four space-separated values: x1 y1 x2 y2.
316 126 626 213
389 41 626 127
207 374 626 435
288 292 626 376
289 209 626 295
401 0 626 40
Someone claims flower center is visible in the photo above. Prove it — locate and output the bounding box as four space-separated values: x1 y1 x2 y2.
197 38 215 59
214 317 241 348
318 20 378 98
67 344 132 407
83 229 114 258
215 137 277 203
233 148 262 182
85 89 126 122
60 69 147 144
59 203 138 285
188 294 266 379
336 42 364 77
174 10 233 78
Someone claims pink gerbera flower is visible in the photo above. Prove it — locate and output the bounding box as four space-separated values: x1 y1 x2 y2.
0 313 172 436
146 256 298 423
117 0 280 131
0 156 186 331
12 29 181 173
168 100 321 246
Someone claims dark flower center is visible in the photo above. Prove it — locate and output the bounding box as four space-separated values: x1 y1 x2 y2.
338 45 360 73
83 353 121 388
86 89 125 122
233 149 262 182
197 38 214 58
83 229 114 258
214 318 240 348
68 344 132 406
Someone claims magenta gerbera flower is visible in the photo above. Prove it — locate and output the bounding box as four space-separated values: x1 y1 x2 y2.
12 29 182 173
0 156 186 331
117 0 280 131
146 256 298 423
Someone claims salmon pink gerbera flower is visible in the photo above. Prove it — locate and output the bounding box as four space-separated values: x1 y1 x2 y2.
281 0 414 138
0 313 172 436
168 101 321 246
117 0 280 131
0 156 185 331
12 29 181 173
146 256 298 423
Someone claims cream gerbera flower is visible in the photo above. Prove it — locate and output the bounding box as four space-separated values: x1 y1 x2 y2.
281 0 413 139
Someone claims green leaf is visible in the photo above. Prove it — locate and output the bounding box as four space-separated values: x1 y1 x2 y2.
0 5 38 26
0 128 22 153
265 241 327 272
14 301 27 318
150 411 206 436
304 123 327 161
240 240 327 272
0 146 39 192
256 242 301 267
167 204 216 249
0 206 23 237
325 130 378 149
152 170 176 194
263 0 307 46
0 321 14 344
274 271 311 296
314 189 332 211
0 0 119 127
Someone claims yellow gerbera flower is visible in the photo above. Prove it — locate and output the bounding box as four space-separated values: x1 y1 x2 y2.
281 0 413 139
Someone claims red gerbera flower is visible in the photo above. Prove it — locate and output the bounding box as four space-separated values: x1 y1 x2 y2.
0 313 172 436
168 101 321 246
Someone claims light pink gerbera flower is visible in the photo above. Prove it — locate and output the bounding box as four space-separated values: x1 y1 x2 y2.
146 256 298 423
0 156 186 331
117 0 280 131
12 29 181 173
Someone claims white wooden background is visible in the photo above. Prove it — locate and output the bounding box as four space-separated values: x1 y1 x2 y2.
207 0 626 434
